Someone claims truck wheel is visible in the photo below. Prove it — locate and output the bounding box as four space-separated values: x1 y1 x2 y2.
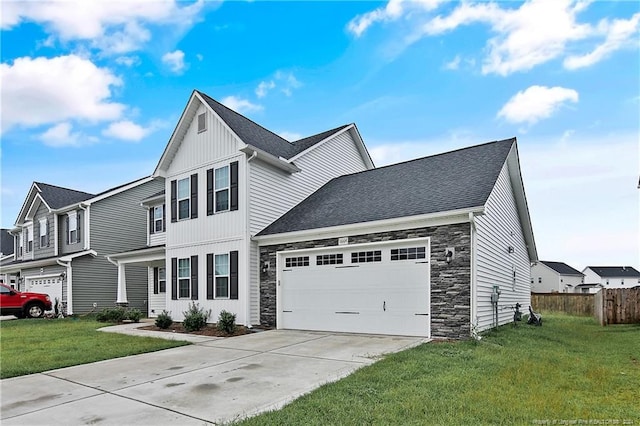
25 303 45 318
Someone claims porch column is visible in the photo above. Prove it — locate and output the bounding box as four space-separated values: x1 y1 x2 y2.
116 263 128 306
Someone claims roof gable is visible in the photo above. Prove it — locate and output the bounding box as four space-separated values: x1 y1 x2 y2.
15 182 94 225
258 138 516 236
585 266 640 278
540 261 584 276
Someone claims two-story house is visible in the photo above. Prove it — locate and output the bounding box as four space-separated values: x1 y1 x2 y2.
1 178 164 314
582 266 640 291
530 261 584 293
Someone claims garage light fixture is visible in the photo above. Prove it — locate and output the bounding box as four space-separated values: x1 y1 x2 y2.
445 248 455 264
261 261 270 273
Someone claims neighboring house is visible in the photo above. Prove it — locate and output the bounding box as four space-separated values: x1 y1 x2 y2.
0 178 164 313
255 138 537 338
582 266 640 290
0 229 17 288
531 261 584 293
107 90 374 323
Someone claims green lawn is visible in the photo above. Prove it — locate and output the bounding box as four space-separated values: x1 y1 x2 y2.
0 317 188 379
239 314 640 425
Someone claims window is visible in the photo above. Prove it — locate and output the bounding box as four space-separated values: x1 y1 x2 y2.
39 218 47 247
178 258 191 298
215 166 229 212
26 227 33 252
18 234 23 256
68 212 78 243
158 267 166 293
317 254 343 265
285 256 309 267
215 254 229 298
177 178 190 220
197 112 206 133
391 247 426 261
153 205 164 232
351 251 381 263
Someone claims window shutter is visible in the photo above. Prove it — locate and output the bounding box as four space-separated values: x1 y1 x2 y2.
170 180 177 223
76 211 81 243
230 250 238 300
149 208 154 235
162 204 166 232
230 161 239 211
171 258 177 300
46 218 50 247
206 253 214 299
190 174 198 219
190 255 198 300
35 221 39 249
153 267 159 294
65 216 70 244
206 169 214 216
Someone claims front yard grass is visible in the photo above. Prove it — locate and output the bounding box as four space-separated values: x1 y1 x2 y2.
0 317 188 379
240 314 640 425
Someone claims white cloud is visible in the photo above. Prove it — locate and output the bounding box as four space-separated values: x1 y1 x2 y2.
347 0 443 37
0 55 124 133
497 85 579 125
275 71 302 96
564 13 640 70
255 80 275 98
1 0 206 55
102 120 154 142
39 122 85 147
162 50 186 74
220 96 263 114
115 55 140 67
443 55 461 70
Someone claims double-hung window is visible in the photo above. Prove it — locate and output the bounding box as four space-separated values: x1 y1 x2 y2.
158 267 166 293
178 258 191 298
177 178 190 220
68 212 78 243
214 166 229 212
215 254 229 298
154 205 164 232
39 218 47 247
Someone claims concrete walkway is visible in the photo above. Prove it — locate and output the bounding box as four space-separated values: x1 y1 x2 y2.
1 326 427 425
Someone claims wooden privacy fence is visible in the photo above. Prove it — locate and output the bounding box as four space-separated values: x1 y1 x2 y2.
595 287 640 325
531 293 595 317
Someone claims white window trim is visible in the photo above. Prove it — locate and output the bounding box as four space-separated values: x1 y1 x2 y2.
214 165 230 213
178 258 191 299
177 178 190 221
68 211 78 244
214 253 229 299
153 205 164 232
158 267 166 293
39 218 47 247
197 112 207 133
26 226 33 253
18 232 23 256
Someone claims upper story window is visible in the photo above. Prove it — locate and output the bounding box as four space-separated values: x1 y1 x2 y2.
178 258 191 298
68 211 78 244
215 166 229 212
177 178 190 220
39 218 48 247
197 112 207 133
153 205 164 232
26 227 33 252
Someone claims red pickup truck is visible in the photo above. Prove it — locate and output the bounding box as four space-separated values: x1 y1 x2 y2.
0 283 52 318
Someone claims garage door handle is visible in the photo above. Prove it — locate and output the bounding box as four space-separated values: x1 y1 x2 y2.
283 310 293 313
335 265 359 269
335 311 359 315
414 313 429 316
415 261 429 264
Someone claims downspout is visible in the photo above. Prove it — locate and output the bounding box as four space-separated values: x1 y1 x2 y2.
56 258 73 315
245 149 257 326
469 212 477 336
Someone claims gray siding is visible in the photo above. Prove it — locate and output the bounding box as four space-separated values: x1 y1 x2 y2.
33 203 55 259
58 209 84 255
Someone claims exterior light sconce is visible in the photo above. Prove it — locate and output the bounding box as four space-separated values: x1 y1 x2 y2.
261 261 270 274
445 247 455 264
508 246 514 254
59 272 66 281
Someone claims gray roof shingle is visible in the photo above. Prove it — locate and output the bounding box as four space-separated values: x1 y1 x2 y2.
258 138 516 236
289 124 352 156
35 182 95 209
540 261 583 276
587 266 640 278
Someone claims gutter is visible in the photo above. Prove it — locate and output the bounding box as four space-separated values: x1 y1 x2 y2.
239 145 301 173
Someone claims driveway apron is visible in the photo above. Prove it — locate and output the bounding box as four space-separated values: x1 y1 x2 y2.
1 329 426 425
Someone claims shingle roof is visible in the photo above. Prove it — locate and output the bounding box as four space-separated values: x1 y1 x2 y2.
258 138 516 236
540 261 583 276
1 229 14 255
586 266 640 278
197 91 351 160
35 182 95 209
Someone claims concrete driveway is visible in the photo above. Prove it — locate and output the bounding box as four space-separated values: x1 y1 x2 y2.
1 329 426 425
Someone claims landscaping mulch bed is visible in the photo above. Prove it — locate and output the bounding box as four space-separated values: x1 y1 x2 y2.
140 323 252 337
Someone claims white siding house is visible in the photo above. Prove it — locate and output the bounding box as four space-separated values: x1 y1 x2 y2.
582 266 640 290
531 261 584 293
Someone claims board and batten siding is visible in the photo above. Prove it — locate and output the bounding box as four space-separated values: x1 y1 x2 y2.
474 161 531 332
33 203 55 259
147 263 167 317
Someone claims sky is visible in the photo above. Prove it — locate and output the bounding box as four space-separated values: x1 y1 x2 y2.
1 0 638 271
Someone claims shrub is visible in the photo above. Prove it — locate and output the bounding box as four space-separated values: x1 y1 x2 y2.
126 308 142 323
182 302 211 332
96 307 127 323
217 310 237 335
155 310 173 329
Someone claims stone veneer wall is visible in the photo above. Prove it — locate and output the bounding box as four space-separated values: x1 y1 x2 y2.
259 223 471 339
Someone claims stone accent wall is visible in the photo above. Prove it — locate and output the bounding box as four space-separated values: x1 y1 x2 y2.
259 223 471 339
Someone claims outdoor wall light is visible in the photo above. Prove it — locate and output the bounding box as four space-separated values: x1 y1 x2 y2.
508 246 514 254
59 272 66 280
261 261 270 273
445 247 455 264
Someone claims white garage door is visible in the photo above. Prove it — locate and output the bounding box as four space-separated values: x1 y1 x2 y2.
278 238 430 337
26 276 62 306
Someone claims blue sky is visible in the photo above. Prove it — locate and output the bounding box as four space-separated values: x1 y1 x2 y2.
1 0 638 270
